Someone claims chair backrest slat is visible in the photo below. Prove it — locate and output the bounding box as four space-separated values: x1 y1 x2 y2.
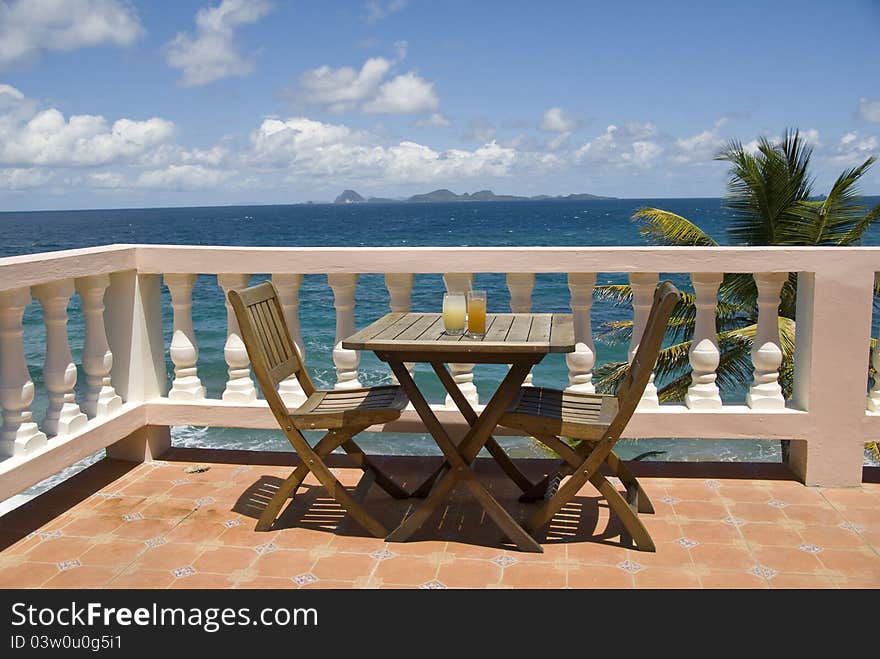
228 281 316 422
606 280 681 439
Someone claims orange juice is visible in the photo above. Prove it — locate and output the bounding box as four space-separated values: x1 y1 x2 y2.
466 292 486 336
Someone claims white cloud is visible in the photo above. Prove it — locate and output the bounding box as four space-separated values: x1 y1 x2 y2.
248 116 516 183
136 165 234 189
87 171 126 188
363 0 407 23
575 122 662 168
362 72 439 114
829 131 878 166
466 118 496 142
299 57 392 113
0 167 51 189
541 107 575 132
416 113 451 128
0 83 24 101
165 0 272 87
859 98 880 124
671 118 729 164
0 0 143 69
0 106 175 167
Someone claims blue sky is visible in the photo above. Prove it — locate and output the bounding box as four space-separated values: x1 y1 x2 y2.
0 0 878 210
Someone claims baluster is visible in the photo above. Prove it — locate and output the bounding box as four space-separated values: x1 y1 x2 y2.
217 274 257 402
747 272 787 409
443 272 478 407
164 273 206 401
33 280 87 436
0 288 47 457
686 272 723 409
565 272 597 393
868 274 880 411
272 273 307 407
507 272 536 387
328 273 361 389
384 273 415 387
75 275 122 417
629 272 660 408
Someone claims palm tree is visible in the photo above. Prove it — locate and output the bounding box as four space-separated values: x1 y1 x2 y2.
594 130 880 463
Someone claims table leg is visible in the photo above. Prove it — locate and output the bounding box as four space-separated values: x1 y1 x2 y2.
385 358 542 553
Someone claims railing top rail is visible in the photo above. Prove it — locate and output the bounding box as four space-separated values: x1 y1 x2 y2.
2 243 880 290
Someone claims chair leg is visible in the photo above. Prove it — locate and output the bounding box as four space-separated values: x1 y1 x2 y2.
604 451 655 514
341 438 410 499
255 430 349 531
588 472 656 552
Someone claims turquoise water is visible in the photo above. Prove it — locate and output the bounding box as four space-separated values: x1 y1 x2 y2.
2 197 879 468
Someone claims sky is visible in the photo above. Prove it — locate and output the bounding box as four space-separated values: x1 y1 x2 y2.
0 0 879 210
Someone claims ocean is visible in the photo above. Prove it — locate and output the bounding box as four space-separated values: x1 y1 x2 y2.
2 197 879 503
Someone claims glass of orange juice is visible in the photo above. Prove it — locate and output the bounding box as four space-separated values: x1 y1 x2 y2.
466 290 487 338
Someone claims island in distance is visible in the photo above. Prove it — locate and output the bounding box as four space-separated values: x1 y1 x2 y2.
333 189 614 204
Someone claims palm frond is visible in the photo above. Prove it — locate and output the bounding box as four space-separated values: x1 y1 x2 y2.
631 207 719 246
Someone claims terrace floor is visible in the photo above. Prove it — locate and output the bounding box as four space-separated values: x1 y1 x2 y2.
1 448 878 589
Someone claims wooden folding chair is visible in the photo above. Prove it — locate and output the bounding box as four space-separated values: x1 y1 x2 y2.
228 281 410 536
498 280 681 551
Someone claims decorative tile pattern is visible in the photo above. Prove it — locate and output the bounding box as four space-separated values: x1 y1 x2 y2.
370 549 395 561
767 500 788 508
839 521 865 533
253 542 277 555
419 580 447 589
233 466 251 474
144 536 167 548
172 566 196 578
660 496 680 504
195 496 216 507
57 559 81 571
677 537 699 549
704 480 721 489
223 519 243 529
749 565 778 579
491 554 519 568
798 543 823 554
293 573 318 586
723 516 746 527
172 479 191 486
617 560 643 574
122 512 144 522
98 491 122 499
39 530 63 541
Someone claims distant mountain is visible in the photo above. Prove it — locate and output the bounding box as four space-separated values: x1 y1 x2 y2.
334 189 365 204
332 188 613 204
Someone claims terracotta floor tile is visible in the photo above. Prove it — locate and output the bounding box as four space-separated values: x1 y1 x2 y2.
567 565 633 588
690 543 755 571
500 562 567 588
120 479 174 498
330 535 388 554
311 553 376 581
164 519 226 544
299 579 356 589
273 528 335 551
79 541 145 567
138 499 197 521
252 549 315 578
837 507 880 526
113 518 177 542
374 556 439 585
435 559 502 588
769 573 839 589
43 565 120 589
698 570 770 589
861 528 880 549
193 546 257 574
739 523 804 548
715 485 773 503
0 562 59 588
105 567 175 589
567 541 630 566
835 574 880 588
798 525 872 550
725 502 788 523
61 514 123 537
170 573 236 589
217 526 278 547
817 548 880 579
820 487 878 509
234 576 298 589
671 501 729 521
135 542 203 571
633 567 701 589
640 518 684 542
677 520 744 544
447 542 514 561
750 546 825 575
664 481 723 501
763 485 827 505
629 541 694 569
783 505 845 525
26 537 93 563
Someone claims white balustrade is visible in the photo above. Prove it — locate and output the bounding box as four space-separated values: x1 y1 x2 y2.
272 273 307 407
686 272 723 409
217 274 257 402
443 272 478 407
384 273 415 388
328 273 362 389
565 272 597 394
164 273 206 401
75 275 122 417
32 280 87 437
507 272 536 387
0 288 47 457
629 272 660 408
868 274 880 412
747 272 787 409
